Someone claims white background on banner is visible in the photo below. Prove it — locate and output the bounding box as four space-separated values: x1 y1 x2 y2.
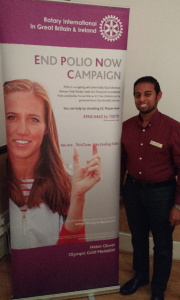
1 44 127 240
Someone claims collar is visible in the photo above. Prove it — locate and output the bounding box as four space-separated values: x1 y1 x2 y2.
136 109 160 128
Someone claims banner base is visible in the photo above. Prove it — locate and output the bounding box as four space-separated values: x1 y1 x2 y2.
12 285 120 300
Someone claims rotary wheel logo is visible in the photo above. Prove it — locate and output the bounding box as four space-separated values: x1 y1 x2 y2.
100 15 123 42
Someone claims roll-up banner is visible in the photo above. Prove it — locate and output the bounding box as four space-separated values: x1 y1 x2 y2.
0 1 130 299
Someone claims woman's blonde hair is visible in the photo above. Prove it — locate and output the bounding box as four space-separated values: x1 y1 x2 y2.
4 79 71 215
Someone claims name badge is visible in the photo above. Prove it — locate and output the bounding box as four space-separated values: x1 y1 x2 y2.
150 140 163 148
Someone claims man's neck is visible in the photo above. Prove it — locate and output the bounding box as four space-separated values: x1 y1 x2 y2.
140 109 157 128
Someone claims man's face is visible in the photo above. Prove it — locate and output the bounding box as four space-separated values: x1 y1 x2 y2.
134 82 162 115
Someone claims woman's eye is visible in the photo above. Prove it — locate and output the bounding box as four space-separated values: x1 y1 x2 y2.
30 118 39 122
7 115 16 120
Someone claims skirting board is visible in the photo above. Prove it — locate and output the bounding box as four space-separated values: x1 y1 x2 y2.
12 285 120 300
119 232 180 261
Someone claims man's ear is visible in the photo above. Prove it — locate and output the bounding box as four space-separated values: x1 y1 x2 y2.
157 91 162 103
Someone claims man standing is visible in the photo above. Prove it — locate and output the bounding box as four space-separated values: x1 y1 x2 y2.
120 76 180 300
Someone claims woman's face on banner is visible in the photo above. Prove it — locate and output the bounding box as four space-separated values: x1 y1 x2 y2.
5 91 47 162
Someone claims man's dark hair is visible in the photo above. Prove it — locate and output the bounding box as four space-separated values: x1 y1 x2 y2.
134 76 161 96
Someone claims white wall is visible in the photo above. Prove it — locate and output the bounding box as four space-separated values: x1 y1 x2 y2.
1 0 180 146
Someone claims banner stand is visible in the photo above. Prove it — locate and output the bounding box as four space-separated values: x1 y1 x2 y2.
0 1 129 299
13 285 120 300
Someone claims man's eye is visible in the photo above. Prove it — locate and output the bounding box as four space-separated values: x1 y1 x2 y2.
145 93 151 97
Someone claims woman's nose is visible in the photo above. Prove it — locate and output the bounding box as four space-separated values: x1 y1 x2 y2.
16 121 29 135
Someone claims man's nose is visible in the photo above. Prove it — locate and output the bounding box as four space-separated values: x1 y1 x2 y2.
139 95 145 102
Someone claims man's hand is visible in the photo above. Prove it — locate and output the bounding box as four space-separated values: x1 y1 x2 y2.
120 196 124 209
169 206 180 226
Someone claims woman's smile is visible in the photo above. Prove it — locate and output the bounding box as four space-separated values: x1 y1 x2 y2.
14 139 31 146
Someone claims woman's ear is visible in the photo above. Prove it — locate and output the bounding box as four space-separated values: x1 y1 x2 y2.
44 127 48 135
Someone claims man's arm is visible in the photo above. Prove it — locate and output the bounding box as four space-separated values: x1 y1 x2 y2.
169 124 180 226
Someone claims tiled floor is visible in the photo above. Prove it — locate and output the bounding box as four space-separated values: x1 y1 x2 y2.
0 252 180 300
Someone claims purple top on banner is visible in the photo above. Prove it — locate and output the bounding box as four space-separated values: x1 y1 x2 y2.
11 238 119 298
0 0 129 50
